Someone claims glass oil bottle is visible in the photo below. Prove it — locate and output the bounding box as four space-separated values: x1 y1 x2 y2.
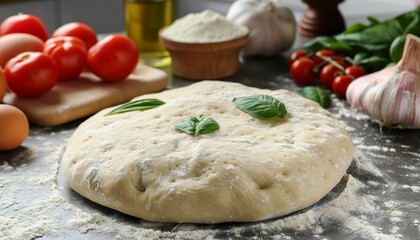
124 0 173 68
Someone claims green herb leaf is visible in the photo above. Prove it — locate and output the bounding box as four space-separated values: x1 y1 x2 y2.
302 9 420 72
175 115 220 136
303 36 353 53
367 16 380 25
390 34 406 63
405 14 420 35
353 52 369 65
299 87 331 108
233 95 287 120
106 98 165 116
343 23 367 34
356 55 391 71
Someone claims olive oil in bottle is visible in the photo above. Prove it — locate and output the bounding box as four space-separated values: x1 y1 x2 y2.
124 0 173 67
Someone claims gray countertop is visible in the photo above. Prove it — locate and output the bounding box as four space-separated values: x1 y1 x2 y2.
1 51 419 240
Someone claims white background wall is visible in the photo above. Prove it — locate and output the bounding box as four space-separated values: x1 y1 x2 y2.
0 0 124 34
0 0 417 35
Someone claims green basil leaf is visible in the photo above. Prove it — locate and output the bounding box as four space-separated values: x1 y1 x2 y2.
405 14 420 35
353 52 369 65
301 9 420 73
175 115 220 136
106 98 165 116
233 95 287 120
298 87 331 108
302 36 338 52
343 23 367 34
357 55 391 72
174 116 198 135
326 41 353 52
302 36 353 53
367 16 380 25
390 34 406 63
195 117 220 136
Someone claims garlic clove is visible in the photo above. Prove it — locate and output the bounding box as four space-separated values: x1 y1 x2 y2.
346 34 420 128
226 0 296 57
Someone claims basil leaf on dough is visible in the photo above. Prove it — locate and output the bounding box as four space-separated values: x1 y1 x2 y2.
298 87 331 108
232 95 287 120
106 98 165 116
175 115 220 136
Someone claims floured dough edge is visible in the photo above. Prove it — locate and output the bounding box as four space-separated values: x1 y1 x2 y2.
62 81 354 223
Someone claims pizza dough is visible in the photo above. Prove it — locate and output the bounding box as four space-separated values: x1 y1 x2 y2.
62 81 354 223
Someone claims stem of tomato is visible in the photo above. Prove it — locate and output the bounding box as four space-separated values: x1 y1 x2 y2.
317 55 345 71
344 56 356 66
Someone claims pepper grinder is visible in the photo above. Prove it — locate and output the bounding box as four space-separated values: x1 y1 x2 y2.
299 0 346 37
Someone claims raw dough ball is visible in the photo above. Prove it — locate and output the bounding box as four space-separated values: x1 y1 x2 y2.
62 81 354 223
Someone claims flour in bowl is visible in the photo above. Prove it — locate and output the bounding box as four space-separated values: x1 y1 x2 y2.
161 10 248 43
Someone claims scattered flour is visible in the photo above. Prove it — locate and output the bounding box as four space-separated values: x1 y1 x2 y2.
353 149 384 177
405 151 420 158
401 165 417 171
1 88 418 239
357 145 396 152
0 136 401 240
401 185 420 193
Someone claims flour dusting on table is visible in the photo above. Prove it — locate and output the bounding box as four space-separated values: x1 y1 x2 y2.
1 92 419 239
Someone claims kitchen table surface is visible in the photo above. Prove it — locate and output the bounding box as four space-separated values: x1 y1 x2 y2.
2 17 420 240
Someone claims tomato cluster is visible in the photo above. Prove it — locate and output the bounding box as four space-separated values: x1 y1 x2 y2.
0 14 139 98
289 49 366 97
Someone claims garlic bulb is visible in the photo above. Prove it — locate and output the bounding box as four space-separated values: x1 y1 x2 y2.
226 0 296 56
346 34 420 128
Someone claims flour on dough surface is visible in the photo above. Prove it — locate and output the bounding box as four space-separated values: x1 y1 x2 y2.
62 81 354 223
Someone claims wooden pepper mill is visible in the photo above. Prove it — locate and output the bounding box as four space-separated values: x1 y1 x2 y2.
299 0 346 37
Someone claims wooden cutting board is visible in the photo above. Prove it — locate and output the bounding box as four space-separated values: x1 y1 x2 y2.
3 64 168 127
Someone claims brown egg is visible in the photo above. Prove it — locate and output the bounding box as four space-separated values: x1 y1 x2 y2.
0 104 29 150
0 33 44 67
0 67 6 101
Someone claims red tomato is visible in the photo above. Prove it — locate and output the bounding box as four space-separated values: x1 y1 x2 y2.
288 50 308 66
345 65 366 79
290 57 316 85
332 75 354 97
5 52 58 97
52 22 97 49
87 35 138 82
311 49 341 65
0 14 48 41
44 36 87 81
320 60 346 88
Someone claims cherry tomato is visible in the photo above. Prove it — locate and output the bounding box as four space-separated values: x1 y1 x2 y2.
332 75 353 97
0 14 48 41
290 57 316 85
44 36 87 81
5 52 58 97
288 50 308 66
320 60 346 88
52 22 97 49
345 65 366 79
311 49 341 65
87 34 138 82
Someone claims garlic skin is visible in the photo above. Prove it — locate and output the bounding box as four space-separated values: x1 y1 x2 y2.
346 34 420 128
226 0 296 57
